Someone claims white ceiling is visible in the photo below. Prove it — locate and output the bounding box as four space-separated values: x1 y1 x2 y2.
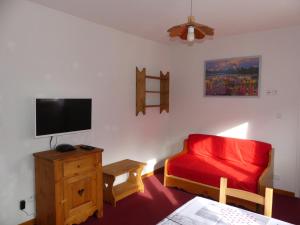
28 0 300 43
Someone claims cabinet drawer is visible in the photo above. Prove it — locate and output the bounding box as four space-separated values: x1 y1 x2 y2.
64 156 97 177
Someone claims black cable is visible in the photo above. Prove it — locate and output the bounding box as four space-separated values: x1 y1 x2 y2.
54 136 58 149
50 136 53 150
21 209 33 217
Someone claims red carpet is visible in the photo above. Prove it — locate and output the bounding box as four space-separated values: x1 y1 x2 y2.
81 173 300 225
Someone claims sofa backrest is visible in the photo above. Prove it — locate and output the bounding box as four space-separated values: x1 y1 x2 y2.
187 134 272 168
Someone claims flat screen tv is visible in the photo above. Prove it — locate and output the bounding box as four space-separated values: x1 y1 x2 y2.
35 98 92 137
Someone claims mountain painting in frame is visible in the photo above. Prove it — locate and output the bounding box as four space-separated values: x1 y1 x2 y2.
205 56 260 96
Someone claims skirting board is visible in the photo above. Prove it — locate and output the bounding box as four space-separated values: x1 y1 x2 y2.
19 167 295 225
142 167 164 179
274 188 295 197
19 167 164 225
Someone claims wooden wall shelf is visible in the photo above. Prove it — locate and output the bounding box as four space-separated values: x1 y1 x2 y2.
146 91 160 94
145 105 160 108
146 75 161 80
136 67 169 116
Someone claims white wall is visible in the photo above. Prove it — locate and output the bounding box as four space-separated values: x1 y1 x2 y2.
1 1 300 224
169 26 300 196
0 0 171 224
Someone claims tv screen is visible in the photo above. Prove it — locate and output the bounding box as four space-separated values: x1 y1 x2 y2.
36 98 92 137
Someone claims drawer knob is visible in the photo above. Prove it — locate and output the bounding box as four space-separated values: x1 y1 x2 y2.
78 188 85 196
77 165 81 168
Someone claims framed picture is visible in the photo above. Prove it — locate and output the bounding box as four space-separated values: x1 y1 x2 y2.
205 56 260 96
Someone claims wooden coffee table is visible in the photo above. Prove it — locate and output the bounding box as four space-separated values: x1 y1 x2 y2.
103 159 146 206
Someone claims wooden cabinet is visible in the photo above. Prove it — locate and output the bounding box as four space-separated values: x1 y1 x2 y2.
34 147 103 225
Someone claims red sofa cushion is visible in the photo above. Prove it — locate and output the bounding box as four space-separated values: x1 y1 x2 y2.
168 154 265 193
188 134 271 167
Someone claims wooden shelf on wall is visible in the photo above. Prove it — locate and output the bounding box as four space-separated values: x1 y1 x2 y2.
145 105 161 108
146 75 161 80
146 91 161 94
136 67 169 116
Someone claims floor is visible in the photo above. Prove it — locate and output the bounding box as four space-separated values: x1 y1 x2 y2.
81 173 300 225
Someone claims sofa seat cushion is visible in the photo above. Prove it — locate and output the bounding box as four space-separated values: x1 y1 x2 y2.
167 154 265 193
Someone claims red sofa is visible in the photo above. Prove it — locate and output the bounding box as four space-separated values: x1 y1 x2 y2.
164 134 273 207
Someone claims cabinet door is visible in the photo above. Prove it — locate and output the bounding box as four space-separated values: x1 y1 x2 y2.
63 171 98 225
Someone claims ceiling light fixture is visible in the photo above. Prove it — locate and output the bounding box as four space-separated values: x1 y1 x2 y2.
167 0 214 42
187 26 195 42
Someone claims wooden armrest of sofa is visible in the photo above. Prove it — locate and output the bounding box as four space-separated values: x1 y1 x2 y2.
164 140 188 186
258 149 274 195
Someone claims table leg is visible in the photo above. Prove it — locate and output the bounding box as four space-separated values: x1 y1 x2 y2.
136 167 144 192
103 175 116 206
128 167 144 192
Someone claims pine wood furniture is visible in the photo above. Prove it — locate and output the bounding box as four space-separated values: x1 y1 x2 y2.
103 159 146 206
136 67 169 115
219 177 273 217
33 146 103 225
157 196 292 225
19 219 35 225
164 134 273 211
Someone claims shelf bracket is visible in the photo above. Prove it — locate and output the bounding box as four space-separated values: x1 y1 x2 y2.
136 67 146 116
